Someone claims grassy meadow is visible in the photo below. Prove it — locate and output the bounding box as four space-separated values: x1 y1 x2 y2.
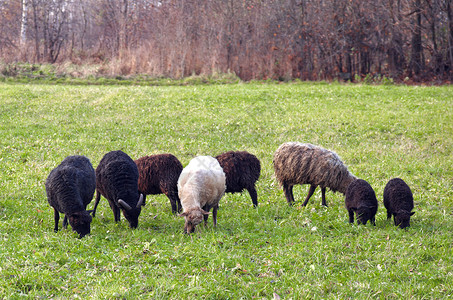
0 81 452 299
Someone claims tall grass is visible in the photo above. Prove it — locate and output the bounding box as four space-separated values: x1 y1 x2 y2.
0 82 452 298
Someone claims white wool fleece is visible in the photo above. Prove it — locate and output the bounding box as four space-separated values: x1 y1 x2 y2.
177 156 226 212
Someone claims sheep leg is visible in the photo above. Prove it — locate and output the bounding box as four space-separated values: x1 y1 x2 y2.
321 187 327 207
283 183 295 205
63 216 68 229
387 211 392 219
91 190 101 217
106 198 121 222
212 205 218 227
247 186 258 207
113 205 121 222
176 199 182 213
202 205 210 225
302 184 317 207
371 216 376 226
53 209 60 232
348 210 354 223
167 193 179 214
165 187 182 213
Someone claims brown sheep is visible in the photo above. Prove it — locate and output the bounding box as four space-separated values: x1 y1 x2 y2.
273 142 356 207
135 154 183 214
215 151 260 207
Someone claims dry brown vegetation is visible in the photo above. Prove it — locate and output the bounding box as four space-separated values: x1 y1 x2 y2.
1 0 452 82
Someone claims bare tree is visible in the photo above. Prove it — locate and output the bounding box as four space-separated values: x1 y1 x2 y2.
0 0 20 54
410 0 423 76
1 0 452 80
20 0 28 45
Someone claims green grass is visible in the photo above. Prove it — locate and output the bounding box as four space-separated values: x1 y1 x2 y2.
0 82 452 299
0 62 241 86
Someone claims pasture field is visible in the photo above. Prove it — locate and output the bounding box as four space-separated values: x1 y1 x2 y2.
0 82 452 299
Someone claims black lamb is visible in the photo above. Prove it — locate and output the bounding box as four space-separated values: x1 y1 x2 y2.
215 151 261 207
383 178 415 229
45 155 95 238
345 179 378 225
92 150 144 228
135 153 183 214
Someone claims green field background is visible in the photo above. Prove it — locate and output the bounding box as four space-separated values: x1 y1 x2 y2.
0 82 452 298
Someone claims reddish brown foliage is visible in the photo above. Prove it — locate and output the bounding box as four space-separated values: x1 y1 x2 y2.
1 0 452 82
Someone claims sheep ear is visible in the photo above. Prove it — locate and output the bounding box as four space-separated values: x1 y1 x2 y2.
179 212 189 217
118 199 132 211
410 211 415 216
201 210 211 216
136 194 144 208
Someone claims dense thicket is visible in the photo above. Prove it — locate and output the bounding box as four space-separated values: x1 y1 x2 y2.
1 0 452 81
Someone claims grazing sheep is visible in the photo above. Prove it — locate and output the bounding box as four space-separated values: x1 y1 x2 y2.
135 154 183 214
92 150 144 228
345 179 378 225
383 178 415 229
178 156 226 233
215 151 261 207
273 142 356 207
45 155 95 238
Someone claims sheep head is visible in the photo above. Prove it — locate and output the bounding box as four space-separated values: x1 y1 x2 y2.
179 208 210 234
118 194 145 228
68 211 93 238
354 205 377 226
394 210 415 229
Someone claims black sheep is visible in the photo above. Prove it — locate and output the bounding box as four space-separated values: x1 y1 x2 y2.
345 179 378 225
45 155 95 238
383 178 415 229
215 151 261 207
92 150 144 228
135 154 183 214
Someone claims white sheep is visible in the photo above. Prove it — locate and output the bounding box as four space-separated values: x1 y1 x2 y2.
177 156 226 233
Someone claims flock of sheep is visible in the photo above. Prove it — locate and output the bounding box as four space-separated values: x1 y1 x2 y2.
45 142 415 238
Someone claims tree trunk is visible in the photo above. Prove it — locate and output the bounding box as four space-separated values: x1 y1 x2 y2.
360 48 370 75
387 0 405 77
448 0 453 73
31 0 40 61
20 0 28 45
410 0 423 76
119 0 128 60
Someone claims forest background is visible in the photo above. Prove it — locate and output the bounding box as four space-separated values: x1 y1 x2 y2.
0 0 452 83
